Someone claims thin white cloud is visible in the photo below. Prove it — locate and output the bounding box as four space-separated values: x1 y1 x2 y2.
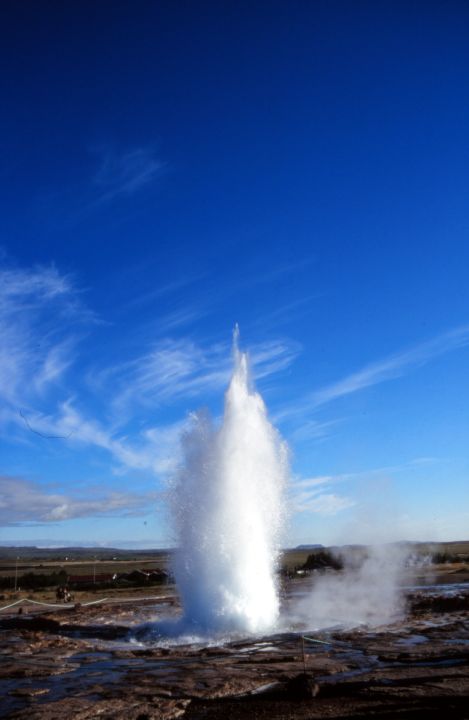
288 473 355 515
152 305 208 334
250 339 302 378
249 294 322 334
15 336 297 478
19 401 188 478
0 476 157 526
241 255 316 289
1 261 299 484
289 456 443 518
291 475 335 490
123 272 208 312
10 329 299 482
33 339 76 395
1 265 72 302
20 334 299 473
184 257 316 318
0 264 90 406
277 324 469 425
287 418 341 443
101 335 300 416
293 492 356 515
92 147 163 205
311 325 469 408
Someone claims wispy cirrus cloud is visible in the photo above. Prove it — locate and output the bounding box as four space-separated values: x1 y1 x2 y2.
11 329 299 480
289 456 442 517
293 492 356 515
250 338 302 379
1 261 299 482
249 294 319 332
98 335 300 416
19 401 188 478
286 418 341 443
277 324 469 425
289 475 355 515
310 325 469 408
123 272 208 313
13 334 298 480
0 476 157 525
91 146 164 205
242 255 316 288
149 304 208 335
32 146 165 227
0 265 91 406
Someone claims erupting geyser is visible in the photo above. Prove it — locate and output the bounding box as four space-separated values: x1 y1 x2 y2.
171 328 288 634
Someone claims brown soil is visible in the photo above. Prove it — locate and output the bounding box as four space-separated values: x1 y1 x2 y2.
1 586 468 719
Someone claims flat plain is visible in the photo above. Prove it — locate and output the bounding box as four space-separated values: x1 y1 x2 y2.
0 542 468 719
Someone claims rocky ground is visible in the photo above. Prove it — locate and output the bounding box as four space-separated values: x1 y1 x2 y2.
1 585 468 719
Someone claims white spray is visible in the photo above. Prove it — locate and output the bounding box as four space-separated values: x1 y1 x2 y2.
171 328 288 634
292 544 405 629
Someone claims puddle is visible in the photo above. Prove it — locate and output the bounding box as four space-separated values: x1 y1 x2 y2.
396 634 429 646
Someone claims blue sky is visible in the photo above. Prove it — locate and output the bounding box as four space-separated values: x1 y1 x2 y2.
1 1 468 547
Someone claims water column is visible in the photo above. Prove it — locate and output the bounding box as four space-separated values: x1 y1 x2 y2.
171 329 288 633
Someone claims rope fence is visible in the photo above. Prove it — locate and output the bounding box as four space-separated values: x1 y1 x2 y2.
0 594 173 614
303 635 333 646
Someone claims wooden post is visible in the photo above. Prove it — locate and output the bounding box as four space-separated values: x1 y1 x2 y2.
301 636 306 674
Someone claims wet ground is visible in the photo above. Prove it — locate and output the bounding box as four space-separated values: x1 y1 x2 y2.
1 581 468 719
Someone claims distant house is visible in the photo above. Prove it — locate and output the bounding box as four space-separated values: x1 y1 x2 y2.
147 568 168 581
122 568 168 584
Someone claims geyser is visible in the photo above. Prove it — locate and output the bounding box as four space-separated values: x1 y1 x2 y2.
171 328 288 634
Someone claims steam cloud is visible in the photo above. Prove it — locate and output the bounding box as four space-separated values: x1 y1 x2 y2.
291 544 405 629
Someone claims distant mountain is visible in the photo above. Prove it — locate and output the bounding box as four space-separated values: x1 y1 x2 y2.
295 544 324 550
0 545 173 560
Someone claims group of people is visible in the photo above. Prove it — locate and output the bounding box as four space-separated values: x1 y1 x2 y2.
55 585 73 603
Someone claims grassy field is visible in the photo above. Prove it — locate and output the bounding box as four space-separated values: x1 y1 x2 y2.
0 540 467 608
1 540 467 579
0 549 173 603
0 551 171 578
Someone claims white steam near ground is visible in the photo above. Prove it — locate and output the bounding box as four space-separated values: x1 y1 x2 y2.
289 479 412 629
289 543 406 629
